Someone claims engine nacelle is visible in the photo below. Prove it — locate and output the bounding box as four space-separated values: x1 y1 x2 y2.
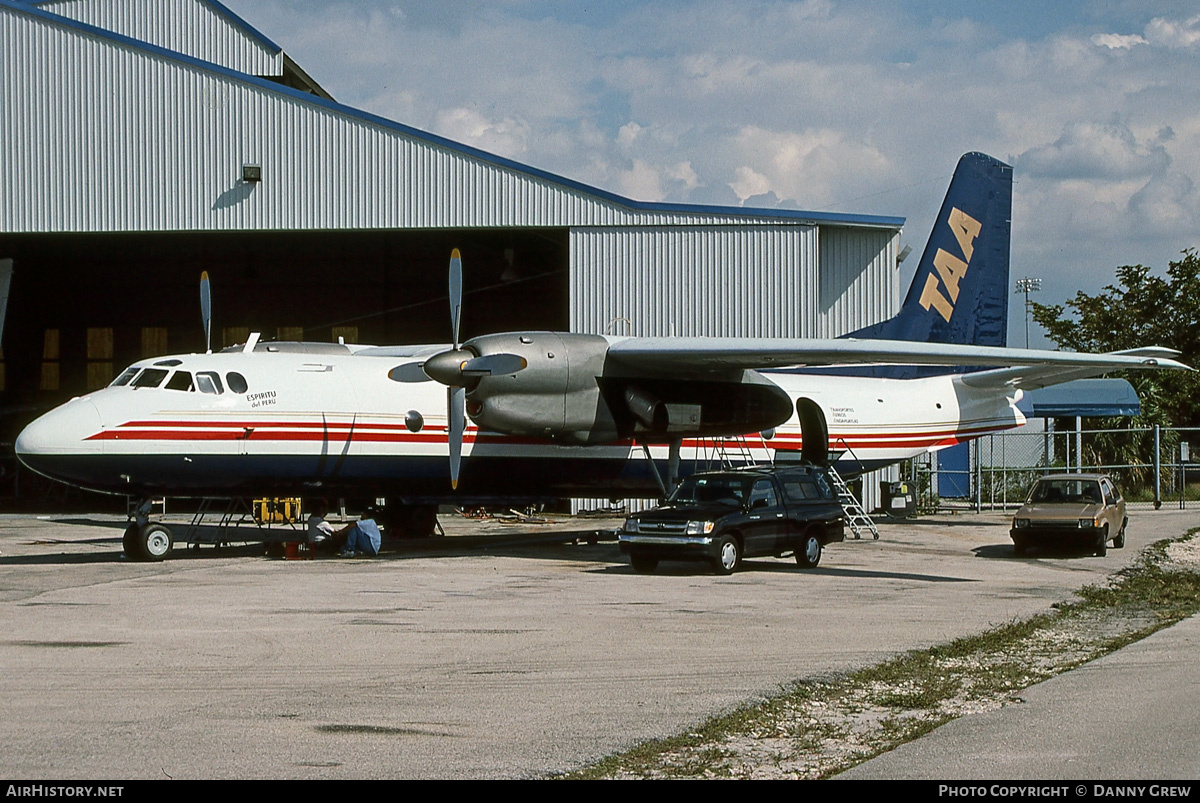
463 332 794 445
465 332 618 444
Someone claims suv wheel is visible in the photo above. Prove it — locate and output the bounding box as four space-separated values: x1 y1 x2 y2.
713 534 741 575
795 533 822 569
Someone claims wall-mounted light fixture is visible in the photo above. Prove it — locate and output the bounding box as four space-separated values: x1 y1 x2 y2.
241 163 262 183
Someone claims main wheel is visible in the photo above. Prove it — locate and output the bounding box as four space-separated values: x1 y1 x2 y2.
1113 518 1127 549
630 553 658 574
712 534 741 575
126 523 173 562
795 533 822 569
122 523 141 559
1094 525 1108 557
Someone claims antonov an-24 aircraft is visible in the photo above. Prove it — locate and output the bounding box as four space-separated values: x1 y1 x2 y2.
15 153 1189 560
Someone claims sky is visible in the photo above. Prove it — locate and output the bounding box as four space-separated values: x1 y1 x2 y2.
221 0 1200 347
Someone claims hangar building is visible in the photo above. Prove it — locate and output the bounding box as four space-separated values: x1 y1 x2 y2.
0 0 905 504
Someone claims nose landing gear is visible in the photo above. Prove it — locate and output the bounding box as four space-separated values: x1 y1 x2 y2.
123 499 174 561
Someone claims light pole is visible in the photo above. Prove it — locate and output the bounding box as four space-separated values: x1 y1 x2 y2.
1015 277 1041 348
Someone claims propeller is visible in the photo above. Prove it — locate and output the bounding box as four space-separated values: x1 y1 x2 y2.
200 271 212 353
411 249 529 490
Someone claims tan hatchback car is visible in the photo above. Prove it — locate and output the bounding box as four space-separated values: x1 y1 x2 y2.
1010 473 1128 557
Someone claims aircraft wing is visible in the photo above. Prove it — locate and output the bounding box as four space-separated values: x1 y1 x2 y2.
954 348 1188 390
605 337 1190 376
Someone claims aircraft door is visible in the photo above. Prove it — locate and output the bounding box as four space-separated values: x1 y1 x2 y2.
795 398 830 466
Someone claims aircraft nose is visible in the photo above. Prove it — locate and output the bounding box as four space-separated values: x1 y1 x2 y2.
15 398 104 476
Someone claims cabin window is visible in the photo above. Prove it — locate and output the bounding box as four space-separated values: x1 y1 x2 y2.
111 366 139 387
165 371 194 392
196 371 224 395
226 372 248 394
131 368 168 389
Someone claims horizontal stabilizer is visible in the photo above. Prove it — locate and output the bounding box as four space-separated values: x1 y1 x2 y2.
957 347 1188 390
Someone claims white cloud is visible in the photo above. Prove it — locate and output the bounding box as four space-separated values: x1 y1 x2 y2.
1017 121 1170 181
433 108 532 160
1091 33 1147 50
616 122 644 149
616 159 664 201
730 165 772 202
1144 15 1200 49
729 127 890 206
1128 173 1200 234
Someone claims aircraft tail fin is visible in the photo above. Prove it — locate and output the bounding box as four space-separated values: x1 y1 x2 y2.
848 152 1013 347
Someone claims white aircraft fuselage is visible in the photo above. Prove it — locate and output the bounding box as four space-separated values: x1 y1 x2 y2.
15 342 1023 502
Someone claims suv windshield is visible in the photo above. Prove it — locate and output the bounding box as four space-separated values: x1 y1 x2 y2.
669 474 749 506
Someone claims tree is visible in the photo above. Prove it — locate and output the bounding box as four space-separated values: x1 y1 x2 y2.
1032 249 1200 429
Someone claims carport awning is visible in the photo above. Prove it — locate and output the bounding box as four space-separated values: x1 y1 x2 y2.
1016 378 1140 418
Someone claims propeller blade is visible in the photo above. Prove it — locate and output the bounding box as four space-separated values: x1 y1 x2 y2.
461 353 527 377
449 248 462 350
448 385 465 490
388 362 433 383
200 271 212 353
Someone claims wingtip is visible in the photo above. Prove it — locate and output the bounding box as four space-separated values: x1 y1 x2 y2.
451 247 461 259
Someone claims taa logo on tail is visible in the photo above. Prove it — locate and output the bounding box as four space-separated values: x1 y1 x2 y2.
918 207 981 322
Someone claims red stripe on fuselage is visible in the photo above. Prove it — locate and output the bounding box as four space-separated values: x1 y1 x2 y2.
85 417 1019 450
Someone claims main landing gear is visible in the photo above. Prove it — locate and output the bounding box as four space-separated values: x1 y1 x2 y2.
123 499 174 562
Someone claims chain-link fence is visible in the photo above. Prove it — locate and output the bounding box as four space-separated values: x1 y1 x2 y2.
910 425 1200 512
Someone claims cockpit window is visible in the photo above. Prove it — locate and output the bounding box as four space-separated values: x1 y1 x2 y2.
110 367 139 387
196 371 224 395
131 368 168 389
226 372 248 394
165 371 194 392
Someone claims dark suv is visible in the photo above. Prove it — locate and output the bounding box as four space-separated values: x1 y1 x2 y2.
618 463 845 574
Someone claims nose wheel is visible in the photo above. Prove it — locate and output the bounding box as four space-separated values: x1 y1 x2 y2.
122 522 174 562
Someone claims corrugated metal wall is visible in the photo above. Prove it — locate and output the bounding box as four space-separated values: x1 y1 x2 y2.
571 225 898 338
32 0 281 77
818 226 901 336
571 226 820 338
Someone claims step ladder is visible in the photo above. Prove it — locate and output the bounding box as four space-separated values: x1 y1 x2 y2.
700 433 774 471
828 464 879 540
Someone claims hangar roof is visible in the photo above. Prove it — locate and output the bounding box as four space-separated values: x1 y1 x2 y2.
26 0 331 97
1 0 906 233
